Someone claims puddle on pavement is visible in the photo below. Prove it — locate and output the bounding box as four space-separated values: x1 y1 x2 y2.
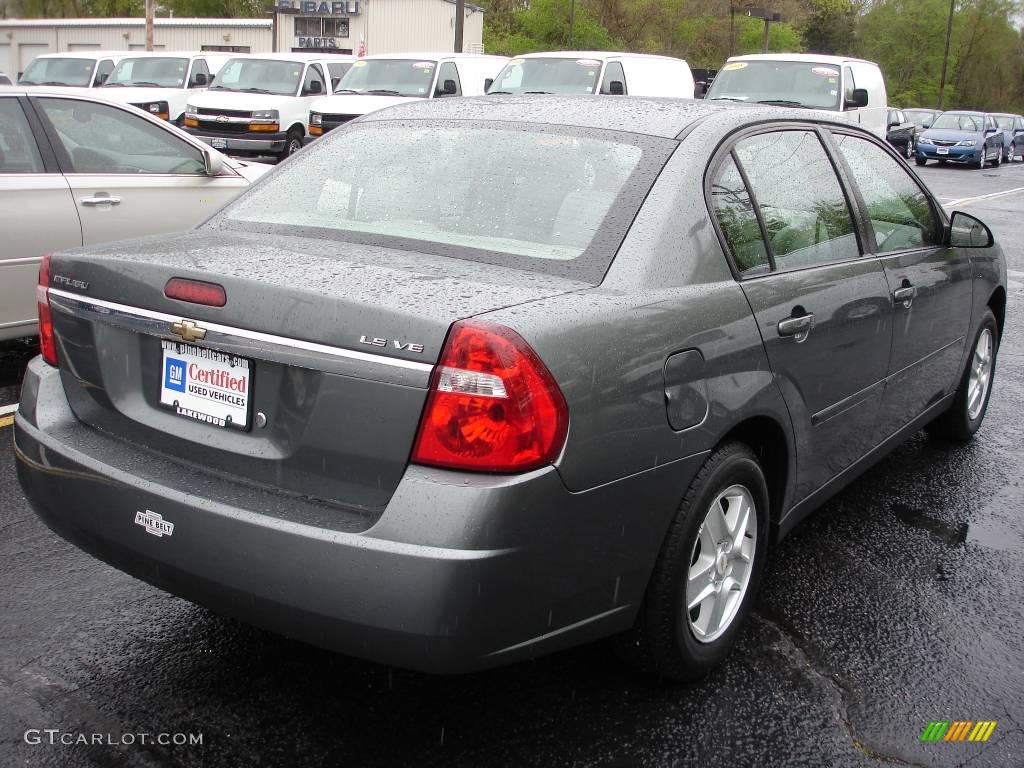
891 503 968 545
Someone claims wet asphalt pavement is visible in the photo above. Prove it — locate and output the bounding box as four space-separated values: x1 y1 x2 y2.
2 162 1023 768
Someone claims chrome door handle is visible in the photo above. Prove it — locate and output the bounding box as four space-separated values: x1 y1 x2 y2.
80 196 121 206
893 286 916 304
777 313 814 338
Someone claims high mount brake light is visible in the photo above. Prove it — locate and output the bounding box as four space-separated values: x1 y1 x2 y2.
37 254 57 366
411 320 568 473
164 278 227 307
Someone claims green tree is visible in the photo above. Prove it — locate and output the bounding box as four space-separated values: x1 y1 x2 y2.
800 0 859 54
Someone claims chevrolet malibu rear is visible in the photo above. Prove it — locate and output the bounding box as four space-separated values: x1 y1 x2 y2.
15 99 690 674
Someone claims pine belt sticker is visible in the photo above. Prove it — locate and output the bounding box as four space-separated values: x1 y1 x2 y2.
135 509 175 538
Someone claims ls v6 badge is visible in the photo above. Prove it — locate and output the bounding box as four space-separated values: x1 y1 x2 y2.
359 335 425 354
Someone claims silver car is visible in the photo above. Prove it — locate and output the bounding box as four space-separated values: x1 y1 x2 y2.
0 87 269 341
15 97 1005 680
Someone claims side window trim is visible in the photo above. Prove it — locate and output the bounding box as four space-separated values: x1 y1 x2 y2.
826 126 945 256
730 149 776 271
14 96 62 173
814 125 875 256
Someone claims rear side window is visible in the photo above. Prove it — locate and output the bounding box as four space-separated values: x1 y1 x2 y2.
733 130 859 271
709 155 768 275
219 120 675 283
834 133 939 253
326 62 351 89
0 98 44 173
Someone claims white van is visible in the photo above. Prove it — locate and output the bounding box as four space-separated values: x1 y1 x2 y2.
183 53 356 161
97 51 233 124
705 54 889 138
18 51 126 88
487 51 694 98
307 52 508 140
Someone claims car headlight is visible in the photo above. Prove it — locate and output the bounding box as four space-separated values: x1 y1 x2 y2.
185 104 198 118
252 109 279 121
917 137 934 145
310 112 322 126
957 140 976 147
145 101 170 120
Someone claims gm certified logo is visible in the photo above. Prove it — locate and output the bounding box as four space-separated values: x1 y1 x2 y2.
134 510 175 537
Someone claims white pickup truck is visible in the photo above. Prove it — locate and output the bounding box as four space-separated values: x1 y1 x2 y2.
307 53 508 141
97 51 232 125
184 53 355 161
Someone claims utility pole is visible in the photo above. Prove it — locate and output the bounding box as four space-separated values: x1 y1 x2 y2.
454 0 464 53
145 0 154 51
762 17 770 52
569 0 575 48
937 0 955 109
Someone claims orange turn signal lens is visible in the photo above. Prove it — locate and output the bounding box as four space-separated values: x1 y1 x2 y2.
184 117 199 127
249 123 280 132
309 125 323 136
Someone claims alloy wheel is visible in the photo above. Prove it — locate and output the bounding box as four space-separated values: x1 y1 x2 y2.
685 484 757 643
967 328 994 421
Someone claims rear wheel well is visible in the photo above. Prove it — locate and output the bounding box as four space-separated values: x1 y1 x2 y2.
988 286 1006 340
716 417 789 527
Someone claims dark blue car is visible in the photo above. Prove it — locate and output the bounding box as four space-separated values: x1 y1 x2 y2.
916 111 1003 169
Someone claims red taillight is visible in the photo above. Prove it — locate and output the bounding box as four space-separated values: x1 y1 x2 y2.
164 277 227 307
37 254 57 366
411 320 568 473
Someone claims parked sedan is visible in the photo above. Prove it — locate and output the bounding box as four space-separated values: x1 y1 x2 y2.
904 107 940 129
991 112 1024 161
915 110 1003 168
15 97 1005 682
886 108 916 158
0 87 270 341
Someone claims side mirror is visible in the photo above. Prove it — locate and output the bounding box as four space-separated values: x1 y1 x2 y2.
844 88 869 109
948 211 993 248
202 147 224 177
193 73 207 87
483 77 493 92
888 118 900 128
95 72 109 85
437 79 457 96
306 80 323 95
695 82 708 98
984 126 996 134
608 80 625 96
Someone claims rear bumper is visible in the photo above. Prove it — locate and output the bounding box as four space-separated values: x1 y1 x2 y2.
15 358 703 673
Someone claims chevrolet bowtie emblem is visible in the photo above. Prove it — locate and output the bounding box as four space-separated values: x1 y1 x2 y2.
171 320 207 342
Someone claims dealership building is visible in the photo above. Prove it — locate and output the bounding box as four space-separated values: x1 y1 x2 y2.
0 0 484 78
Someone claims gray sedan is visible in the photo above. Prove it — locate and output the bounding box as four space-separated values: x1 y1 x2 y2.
14 97 1005 681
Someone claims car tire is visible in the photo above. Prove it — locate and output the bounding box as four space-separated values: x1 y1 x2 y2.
905 140 914 159
278 128 303 162
993 147 1001 167
1010 142 1017 162
915 157 927 166
927 309 999 443
617 442 770 682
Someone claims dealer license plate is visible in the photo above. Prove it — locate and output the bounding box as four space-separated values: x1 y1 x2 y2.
159 340 251 430
937 148 949 155
211 138 227 149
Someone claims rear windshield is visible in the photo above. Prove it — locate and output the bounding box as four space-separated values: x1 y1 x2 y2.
706 60 842 109
104 57 190 88
489 57 604 95
215 120 675 283
931 113 982 131
20 57 95 86
209 58 305 96
335 59 438 97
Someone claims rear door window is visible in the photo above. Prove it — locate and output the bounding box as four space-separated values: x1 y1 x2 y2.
0 97 45 173
732 130 860 271
709 155 768 275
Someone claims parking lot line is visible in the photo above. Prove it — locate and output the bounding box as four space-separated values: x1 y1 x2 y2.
0 416 13 428
943 185 1024 208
